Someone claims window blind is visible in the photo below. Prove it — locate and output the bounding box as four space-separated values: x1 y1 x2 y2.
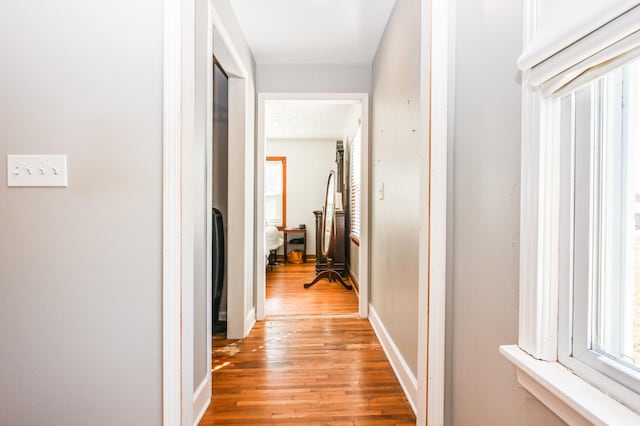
349 126 361 241
519 0 639 70
520 1 640 96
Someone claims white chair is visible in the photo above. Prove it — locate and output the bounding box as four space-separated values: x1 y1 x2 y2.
265 225 283 270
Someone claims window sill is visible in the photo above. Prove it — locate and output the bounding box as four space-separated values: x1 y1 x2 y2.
499 345 640 425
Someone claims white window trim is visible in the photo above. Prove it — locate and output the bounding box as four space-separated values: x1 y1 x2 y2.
500 0 640 423
500 345 640 425
557 76 640 411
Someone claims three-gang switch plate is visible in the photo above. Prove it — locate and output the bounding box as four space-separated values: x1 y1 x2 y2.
7 155 68 187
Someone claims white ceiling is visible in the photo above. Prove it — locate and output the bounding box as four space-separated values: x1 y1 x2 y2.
266 101 359 140
229 0 396 64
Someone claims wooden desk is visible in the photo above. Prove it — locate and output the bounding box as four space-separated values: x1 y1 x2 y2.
283 228 307 263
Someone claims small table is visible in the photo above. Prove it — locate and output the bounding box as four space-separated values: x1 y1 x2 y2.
282 228 307 263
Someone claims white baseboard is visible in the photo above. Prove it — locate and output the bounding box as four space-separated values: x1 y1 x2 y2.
192 375 211 426
245 307 256 337
368 304 418 414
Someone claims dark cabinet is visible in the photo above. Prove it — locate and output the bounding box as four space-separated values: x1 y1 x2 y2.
314 209 346 276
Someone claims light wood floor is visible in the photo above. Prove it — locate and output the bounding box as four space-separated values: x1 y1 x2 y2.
199 262 415 425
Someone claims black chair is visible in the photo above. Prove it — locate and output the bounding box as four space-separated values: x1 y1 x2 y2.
212 208 226 334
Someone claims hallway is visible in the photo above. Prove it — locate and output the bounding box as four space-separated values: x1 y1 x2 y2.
199 263 415 424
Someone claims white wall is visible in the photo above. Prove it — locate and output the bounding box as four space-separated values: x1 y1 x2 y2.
267 139 337 255
257 64 371 93
0 1 163 424
445 0 565 424
370 0 422 377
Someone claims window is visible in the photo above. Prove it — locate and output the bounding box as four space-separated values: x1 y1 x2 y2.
500 2 640 423
265 157 286 228
349 125 361 241
559 59 640 409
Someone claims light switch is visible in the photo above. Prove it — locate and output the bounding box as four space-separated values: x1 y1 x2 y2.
378 182 384 200
7 155 68 187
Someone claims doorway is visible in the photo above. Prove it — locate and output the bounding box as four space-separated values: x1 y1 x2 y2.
256 93 370 320
211 58 229 335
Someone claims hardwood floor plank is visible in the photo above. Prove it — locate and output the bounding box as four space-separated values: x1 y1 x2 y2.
199 263 415 425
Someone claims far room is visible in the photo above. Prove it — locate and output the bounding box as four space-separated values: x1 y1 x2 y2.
262 98 364 317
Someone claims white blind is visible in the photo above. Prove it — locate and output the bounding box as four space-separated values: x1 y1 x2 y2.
349 126 361 240
519 0 640 69
520 1 640 96
265 160 284 227
539 31 640 96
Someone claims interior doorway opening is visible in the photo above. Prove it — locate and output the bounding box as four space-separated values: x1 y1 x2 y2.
256 93 370 320
211 57 229 335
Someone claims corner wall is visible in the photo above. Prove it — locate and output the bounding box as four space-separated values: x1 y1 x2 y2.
445 0 565 424
0 1 163 424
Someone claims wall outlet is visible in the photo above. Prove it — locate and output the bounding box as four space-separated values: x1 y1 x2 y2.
7 155 68 187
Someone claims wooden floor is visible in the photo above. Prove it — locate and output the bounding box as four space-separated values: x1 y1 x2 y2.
199 263 415 425
265 262 359 317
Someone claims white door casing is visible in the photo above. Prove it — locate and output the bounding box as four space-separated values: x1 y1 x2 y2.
255 92 370 321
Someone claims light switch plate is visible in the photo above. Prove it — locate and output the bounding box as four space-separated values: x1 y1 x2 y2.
7 155 68 187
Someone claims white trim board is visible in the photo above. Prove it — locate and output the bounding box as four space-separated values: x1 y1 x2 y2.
201 2 214 424
192 377 211 426
211 7 248 78
368 305 418 414
500 345 640 425
162 0 183 423
417 0 451 424
245 307 256 337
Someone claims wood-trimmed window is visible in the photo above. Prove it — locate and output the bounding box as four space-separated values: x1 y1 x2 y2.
265 156 286 228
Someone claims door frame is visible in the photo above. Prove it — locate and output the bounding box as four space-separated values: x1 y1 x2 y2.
416 0 450 424
162 0 183 423
255 92 370 320
162 0 253 424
